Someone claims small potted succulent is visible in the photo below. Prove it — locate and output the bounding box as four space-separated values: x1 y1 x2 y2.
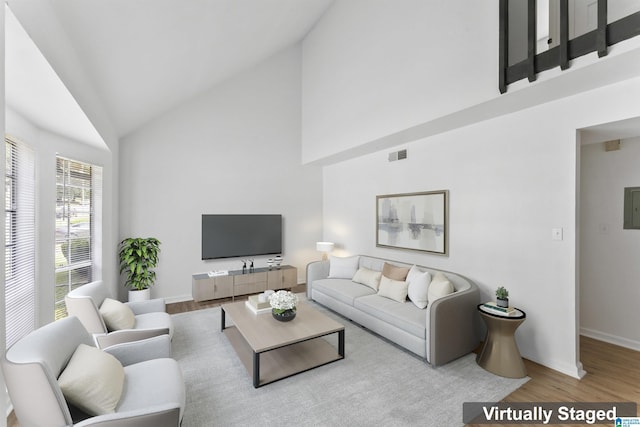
495 286 509 308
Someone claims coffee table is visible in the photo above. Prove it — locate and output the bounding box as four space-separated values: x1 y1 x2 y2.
221 300 345 388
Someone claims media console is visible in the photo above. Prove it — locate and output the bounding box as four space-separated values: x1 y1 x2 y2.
192 265 297 302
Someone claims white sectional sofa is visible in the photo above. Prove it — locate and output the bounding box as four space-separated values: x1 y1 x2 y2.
306 255 480 366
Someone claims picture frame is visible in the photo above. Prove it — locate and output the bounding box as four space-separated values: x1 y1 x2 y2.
376 190 448 255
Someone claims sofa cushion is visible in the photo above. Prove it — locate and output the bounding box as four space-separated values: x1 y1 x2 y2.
100 298 135 331
352 267 382 291
134 312 174 338
354 295 426 339
58 344 125 416
117 358 185 419
406 266 431 309
429 272 455 302
312 278 376 306
328 255 360 279
382 262 410 281
377 276 409 303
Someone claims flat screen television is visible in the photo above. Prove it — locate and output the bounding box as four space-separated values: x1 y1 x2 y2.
201 214 282 260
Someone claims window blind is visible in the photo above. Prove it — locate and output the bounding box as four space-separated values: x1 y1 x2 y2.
55 156 100 319
5 136 36 349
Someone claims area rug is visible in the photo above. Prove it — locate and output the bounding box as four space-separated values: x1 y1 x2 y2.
171 303 528 426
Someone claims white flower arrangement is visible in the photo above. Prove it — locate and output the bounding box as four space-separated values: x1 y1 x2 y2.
269 290 298 314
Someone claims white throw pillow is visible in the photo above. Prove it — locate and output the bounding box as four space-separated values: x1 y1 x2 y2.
428 272 455 302
328 255 360 279
58 344 125 416
406 265 431 309
377 276 409 303
100 298 135 331
352 267 382 291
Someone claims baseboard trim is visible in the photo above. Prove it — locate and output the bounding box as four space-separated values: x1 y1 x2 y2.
164 294 193 304
580 327 640 351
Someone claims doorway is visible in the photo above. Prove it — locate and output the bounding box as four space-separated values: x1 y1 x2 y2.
578 117 640 357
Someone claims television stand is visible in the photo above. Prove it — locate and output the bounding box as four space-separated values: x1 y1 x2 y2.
192 265 297 302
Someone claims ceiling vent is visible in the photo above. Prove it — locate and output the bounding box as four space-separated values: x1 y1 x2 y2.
388 149 408 162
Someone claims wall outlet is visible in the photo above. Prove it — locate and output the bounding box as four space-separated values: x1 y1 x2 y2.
552 228 563 241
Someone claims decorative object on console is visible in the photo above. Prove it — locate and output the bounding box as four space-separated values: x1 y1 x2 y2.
316 241 335 260
273 255 283 268
376 190 448 255
118 237 161 301
495 286 509 308
269 290 298 322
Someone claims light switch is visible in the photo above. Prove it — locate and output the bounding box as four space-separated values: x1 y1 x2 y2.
552 228 563 241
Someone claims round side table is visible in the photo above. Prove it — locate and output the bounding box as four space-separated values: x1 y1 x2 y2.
476 303 527 378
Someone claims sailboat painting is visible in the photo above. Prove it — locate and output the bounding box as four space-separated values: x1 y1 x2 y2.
376 190 448 255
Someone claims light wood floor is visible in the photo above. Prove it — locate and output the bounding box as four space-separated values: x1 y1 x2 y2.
8 288 639 427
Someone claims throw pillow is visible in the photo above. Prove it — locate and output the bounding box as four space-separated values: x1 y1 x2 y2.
352 267 382 291
377 276 409 303
100 298 135 331
381 262 410 281
58 344 125 416
428 272 455 302
328 255 360 279
406 265 431 309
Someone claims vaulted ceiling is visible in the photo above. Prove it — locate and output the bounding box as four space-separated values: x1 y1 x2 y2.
6 0 333 145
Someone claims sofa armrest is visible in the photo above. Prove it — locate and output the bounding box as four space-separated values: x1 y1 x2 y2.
95 328 170 349
102 335 172 366
306 260 330 299
126 298 166 315
74 403 181 427
427 281 480 366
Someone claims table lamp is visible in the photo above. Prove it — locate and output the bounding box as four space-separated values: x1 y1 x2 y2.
316 242 334 260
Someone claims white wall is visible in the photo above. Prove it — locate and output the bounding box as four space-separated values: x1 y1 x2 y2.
321 76 640 378
302 0 640 378
580 137 640 349
6 108 114 325
120 45 323 302
302 0 497 164
1 4 7 423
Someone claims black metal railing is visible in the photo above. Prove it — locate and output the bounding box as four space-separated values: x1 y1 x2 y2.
499 0 640 93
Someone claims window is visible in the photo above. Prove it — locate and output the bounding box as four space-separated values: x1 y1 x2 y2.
5 136 36 348
55 157 98 319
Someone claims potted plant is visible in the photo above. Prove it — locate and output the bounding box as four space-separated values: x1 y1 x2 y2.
495 286 509 308
269 290 298 322
118 237 161 301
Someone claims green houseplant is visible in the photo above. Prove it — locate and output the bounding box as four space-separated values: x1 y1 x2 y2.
495 286 509 308
118 237 161 299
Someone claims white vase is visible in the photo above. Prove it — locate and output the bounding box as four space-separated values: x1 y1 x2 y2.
129 288 151 302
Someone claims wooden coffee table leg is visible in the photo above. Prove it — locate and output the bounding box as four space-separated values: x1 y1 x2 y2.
253 352 260 388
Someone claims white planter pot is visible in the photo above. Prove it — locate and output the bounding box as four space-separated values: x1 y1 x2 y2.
128 288 151 302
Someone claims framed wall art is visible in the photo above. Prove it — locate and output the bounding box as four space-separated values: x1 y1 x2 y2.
376 190 448 255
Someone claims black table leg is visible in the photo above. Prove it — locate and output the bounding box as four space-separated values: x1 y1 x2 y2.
253 352 260 388
221 307 226 332
338 329 345 358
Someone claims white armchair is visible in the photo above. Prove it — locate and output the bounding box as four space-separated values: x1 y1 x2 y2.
65 280 173 348
2 316 184 427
